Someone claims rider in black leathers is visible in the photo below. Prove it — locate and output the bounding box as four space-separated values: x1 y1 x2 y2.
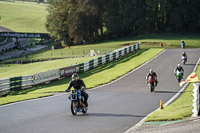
66 73 89 107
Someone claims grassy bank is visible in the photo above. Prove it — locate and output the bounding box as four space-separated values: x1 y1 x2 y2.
0 56 97 79
0 1 47 32
146 63 200 121
121 33 200 48
0 48 164 105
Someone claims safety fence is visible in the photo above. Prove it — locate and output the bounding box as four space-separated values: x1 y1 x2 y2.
0 43 140 96
0 38 8 45
0 41 16 53
0 75 33 96
192 83 200 117
192 57 200 117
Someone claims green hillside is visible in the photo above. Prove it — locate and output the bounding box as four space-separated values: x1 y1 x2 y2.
0 1 47 32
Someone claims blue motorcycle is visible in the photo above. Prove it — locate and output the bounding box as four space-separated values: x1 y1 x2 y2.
69 89 88 115
181 56 187 65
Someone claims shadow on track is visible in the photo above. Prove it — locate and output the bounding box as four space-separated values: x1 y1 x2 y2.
184 64 196 66
81 113 145 118
155 91 180 94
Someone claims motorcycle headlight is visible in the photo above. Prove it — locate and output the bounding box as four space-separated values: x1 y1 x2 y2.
72 94 77 99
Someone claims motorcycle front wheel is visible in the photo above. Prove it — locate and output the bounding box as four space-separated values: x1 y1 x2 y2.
149 83 154 92
71 101 77 115
177 77 182 83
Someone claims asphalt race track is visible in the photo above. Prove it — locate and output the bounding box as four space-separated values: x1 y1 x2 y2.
0 49 200 133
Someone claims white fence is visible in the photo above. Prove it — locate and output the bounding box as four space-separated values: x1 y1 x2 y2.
192 83 200 117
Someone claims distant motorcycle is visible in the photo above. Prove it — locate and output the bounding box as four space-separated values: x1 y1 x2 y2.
68 88 88 115
181 56 187 65
147 75 156 92
176 70 183 83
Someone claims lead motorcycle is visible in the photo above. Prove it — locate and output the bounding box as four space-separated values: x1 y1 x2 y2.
68 88 88 115
147 75 156 92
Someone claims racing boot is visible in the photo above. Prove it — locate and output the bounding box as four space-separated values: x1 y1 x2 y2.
84 99 88 107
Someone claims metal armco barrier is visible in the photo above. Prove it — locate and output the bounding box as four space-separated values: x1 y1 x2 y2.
33 69 60 85
0 38 8 45
0 78 10 96
77 44 140 72
0 44 140 96
60 65 78 77
22 75 34 88
0 75 33 96
10 76 22 91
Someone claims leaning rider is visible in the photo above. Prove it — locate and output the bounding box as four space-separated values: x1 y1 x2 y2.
146 69 158 86
66 73 89 107
174 64 184 76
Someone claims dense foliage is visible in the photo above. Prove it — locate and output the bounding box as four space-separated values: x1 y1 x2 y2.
46 0 200 45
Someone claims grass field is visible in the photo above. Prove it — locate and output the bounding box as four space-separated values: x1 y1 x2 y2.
122 33 200 48
0 56 97 79
0 1 47 33
145 63 200 122
0 48 164 105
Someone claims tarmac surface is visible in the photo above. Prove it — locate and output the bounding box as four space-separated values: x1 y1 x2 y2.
0 26 13 32
0 49 199 133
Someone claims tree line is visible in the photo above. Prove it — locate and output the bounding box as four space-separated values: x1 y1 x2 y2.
45 0 200 45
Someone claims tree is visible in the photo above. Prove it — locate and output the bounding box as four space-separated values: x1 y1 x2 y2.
46 0 77 46
67 0 104 44
45 0 200 45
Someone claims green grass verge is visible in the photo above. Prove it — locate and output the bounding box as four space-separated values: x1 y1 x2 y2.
0 1 47 33
28 38 41 44
0 56 97 79
121 33 200 48
0 48 164 105
145 63 200 122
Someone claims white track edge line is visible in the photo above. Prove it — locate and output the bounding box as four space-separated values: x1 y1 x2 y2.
124 57 200 133
0 49 167 108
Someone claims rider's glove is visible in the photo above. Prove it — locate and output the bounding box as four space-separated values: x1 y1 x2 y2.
66 89 70 92
81 87 85 90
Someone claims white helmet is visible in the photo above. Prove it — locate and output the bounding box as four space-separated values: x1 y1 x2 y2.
72 73 79 80
149 69 153 74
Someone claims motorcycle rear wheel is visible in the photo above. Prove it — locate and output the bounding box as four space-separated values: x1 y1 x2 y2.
182 60 185 65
